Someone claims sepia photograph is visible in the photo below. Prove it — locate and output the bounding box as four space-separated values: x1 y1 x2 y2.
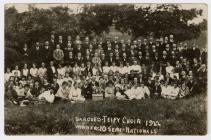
4 3 207 135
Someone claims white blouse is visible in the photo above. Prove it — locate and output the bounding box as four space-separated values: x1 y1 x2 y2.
30 68 38 77
22 69 29 77
57 67 65 77
69 87 82 99
38 68 47 77
5 72 13 82
103 66 110 74
130 65 142 73
12 70 21 77
38 90 55 103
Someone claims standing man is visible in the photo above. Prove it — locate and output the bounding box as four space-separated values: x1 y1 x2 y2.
53 44 64 64
31 42 42 64
50 33 56 49
42 41 52 63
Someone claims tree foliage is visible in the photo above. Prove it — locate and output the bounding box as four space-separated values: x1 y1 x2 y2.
80 4 204 41
5 4 205 52
5 5 79 51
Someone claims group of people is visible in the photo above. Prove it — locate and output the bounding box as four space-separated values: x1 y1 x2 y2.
5 34 207 106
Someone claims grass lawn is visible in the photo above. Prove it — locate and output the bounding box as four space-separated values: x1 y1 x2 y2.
4 91 207 135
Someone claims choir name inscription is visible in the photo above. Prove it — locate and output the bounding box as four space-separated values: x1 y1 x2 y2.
74 116 161 134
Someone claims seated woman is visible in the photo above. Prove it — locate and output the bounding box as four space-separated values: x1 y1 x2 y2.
81 80 93 100
55 81 69 100
118 62 126 75
164 81 179 100
130 60 142 74
124 85 134 100
63 72 73 83
50 77 60 93
38 87 55 103
178 82 190 98
16 84 33 106
57 63 66 77
136 82 150 99
5 67 13 83
114 84 128 100
31 80 41 97
104 80 115 99
69 82 85 103
166 61 174 74
160 80 169 98
15 82 25 98
102 61 110 74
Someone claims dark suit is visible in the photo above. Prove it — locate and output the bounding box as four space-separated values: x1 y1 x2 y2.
151 85 161 98
82 84 93 100
31 47 42 64
191 47 201 60
31 86 41 97
42 47 52 63
21 48 30 61
47 66 57 82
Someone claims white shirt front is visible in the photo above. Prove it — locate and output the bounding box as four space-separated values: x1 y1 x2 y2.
51 66 56 74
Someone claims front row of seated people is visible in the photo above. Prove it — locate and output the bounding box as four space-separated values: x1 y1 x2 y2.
7 75 192 106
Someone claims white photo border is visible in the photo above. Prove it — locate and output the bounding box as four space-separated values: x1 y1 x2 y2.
0 0 210 140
